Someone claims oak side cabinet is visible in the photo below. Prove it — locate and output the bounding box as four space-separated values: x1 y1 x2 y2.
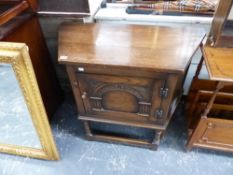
58 23 205 149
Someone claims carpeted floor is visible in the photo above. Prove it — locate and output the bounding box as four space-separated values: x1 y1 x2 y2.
0 99 232 175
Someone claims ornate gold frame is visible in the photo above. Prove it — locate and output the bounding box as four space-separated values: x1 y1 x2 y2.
0 42 59 160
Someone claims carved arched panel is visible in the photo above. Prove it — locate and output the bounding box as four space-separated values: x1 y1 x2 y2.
77 73 163 119
90 83 152 116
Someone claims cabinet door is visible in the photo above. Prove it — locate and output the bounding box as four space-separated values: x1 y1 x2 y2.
77 73 165 123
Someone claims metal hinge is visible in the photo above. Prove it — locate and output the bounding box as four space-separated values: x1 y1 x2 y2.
160 87 169 98
155 108 164 118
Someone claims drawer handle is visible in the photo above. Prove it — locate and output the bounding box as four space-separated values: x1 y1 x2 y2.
82 92 87 99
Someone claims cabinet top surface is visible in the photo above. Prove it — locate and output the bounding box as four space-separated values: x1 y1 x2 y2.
58 23 205 73
203 46 233 82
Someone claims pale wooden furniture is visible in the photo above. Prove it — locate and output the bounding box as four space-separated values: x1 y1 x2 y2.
58 23 205 149
186 46 233 152
204 47 233 81
186 0 233 153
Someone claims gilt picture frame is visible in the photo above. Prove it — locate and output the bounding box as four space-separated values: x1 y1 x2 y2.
0 42 59 160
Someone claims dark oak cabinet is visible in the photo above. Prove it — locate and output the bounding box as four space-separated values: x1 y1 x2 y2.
59 23 205 149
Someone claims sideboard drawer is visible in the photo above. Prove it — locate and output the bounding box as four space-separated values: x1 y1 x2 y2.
76 73 167 123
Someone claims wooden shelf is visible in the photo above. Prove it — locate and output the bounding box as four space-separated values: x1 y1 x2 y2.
203 46 233 82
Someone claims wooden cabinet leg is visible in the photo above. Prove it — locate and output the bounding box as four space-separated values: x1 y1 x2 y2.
82 120 164 150
83 121 93 137
151 130 162 150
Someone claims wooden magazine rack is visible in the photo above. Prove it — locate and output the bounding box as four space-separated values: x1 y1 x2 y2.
186 0 233 153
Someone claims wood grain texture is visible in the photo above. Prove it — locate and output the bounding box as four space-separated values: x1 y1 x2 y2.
0 0 38 26
203 46 233 82
0 13 32 40
0 1 29 26
59 23 205 73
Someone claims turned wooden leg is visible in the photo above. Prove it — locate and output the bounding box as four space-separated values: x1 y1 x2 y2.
151 130 162 150
194 56 204 79
83 121 93 137
194 43 205 79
